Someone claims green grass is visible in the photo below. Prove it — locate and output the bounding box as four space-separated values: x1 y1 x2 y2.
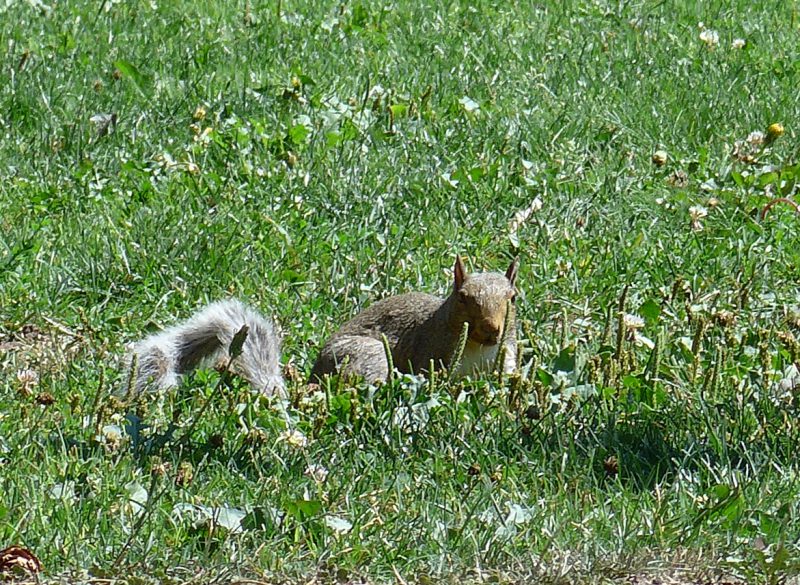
2 0 800 582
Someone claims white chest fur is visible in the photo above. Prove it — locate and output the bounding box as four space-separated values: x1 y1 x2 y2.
456 341 500 377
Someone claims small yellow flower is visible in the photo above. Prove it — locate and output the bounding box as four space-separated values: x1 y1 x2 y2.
193 105 207 121
766 123 784 143
193 126 214 145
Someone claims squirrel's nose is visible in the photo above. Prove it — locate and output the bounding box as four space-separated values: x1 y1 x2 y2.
481 323 501 342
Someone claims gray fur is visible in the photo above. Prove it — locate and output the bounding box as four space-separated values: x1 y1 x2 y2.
127 299 285 396
312 258 518 382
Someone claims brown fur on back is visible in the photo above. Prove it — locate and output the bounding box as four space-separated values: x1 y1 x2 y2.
311 257 518 382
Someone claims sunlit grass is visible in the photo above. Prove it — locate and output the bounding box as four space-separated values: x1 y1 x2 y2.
1 0 800 582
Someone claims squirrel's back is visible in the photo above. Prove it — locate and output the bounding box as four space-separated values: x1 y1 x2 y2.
336 292 442 341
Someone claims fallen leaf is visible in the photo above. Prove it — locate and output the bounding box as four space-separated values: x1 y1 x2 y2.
0 545 43 576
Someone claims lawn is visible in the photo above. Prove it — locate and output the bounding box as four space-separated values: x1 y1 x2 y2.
2 0 800 582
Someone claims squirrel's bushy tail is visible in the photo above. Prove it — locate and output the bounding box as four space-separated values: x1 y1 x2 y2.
127 299 285 396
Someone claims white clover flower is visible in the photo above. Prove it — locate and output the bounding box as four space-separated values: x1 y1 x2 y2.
368 85 385 100
775 365 800 393
689 205 709 231
651 150 668 166
301 390 326 407
747 131 765 146
16 369 39 387
102 424 124 441
689 205 708 220
304 464 329 483
699 29 719 48
98 424 126 451
509 197 543 233
689 205 708 219
622 313 645 331
324 515 352 534
731 38 746 50
279 429 308 449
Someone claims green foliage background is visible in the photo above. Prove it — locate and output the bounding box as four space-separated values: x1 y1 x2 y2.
1 0 800 582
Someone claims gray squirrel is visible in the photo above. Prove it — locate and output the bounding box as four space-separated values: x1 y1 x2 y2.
311 255 518 382
126 256 518 393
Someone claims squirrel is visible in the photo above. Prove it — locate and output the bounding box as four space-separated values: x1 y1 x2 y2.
125 299 286 396
311 255 519 382
125 256 518 393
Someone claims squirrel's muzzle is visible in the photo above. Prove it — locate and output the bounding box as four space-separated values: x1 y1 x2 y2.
472 322 502 346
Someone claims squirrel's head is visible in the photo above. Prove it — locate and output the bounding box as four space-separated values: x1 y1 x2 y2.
452 255 518 346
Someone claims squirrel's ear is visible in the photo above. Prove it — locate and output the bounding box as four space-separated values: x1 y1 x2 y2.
454 255 467 290
505 257 519 287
